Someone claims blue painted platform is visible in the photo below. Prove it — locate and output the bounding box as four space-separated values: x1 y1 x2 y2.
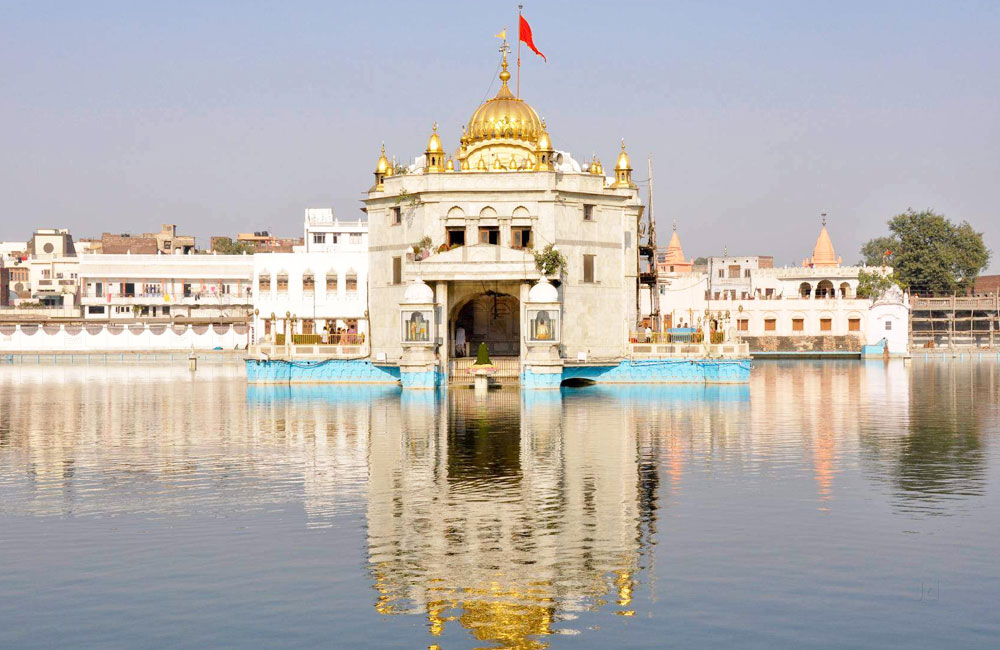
560 359 750 385
245 358 400 384
246 357 751 385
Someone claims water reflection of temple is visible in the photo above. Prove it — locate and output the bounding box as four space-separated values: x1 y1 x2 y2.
366 388 659 649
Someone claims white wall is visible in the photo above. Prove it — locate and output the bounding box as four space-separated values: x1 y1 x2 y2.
867 297 910 354
0 323 248 351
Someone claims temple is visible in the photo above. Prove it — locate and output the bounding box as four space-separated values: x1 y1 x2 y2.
659 224 694 274
365 44 647 388
803 216 843 268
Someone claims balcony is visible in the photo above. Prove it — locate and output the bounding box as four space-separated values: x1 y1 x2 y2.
81 294 251 306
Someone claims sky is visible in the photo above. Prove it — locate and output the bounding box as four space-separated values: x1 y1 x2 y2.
2 0 998 270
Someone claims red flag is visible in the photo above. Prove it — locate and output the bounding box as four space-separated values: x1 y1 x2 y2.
519 15 546 61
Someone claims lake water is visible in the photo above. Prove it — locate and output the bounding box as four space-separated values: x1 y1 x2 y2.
1 360 998 649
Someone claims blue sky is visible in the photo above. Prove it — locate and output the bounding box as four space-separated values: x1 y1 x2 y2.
2 1 998 269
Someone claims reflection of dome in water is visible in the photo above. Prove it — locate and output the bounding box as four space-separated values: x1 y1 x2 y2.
402 278 433 303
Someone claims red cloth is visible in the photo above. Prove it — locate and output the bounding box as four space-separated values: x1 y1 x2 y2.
519 15 546 61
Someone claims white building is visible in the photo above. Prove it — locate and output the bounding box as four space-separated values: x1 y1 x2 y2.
25 228 79 307
364 45 643 379
707 255 774 300
657 222 909 354
77 253 254 320
251 209 369 346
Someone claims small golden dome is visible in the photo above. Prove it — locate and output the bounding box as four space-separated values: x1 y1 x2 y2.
493 156 503 170
461 157 471 171
477 157 487 171
375 143 390 174
445 158 454 172
537 118 552 150
615 139 631 171
426 123 443 153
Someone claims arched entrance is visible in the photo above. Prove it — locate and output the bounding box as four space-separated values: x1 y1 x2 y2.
452 292 520 357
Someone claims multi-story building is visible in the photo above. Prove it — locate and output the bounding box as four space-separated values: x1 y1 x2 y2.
236 231 302 253
78 253 254 320
99 224 195 256
25 228 79 307
252 209 369 345
707 254 774 300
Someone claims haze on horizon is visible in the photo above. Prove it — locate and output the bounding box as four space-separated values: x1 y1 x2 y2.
2 0 998 271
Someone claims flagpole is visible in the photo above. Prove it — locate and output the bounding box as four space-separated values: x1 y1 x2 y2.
516 4 522 98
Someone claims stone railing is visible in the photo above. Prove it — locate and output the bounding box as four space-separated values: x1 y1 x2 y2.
911 296 999 310
250 342 369 360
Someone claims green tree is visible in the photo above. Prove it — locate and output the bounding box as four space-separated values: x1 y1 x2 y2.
856 269 903 299
211 237 255 255
860 209 990 295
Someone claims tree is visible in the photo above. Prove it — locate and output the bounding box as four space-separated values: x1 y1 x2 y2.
860 209 990 295
856 268 903 299
211 237 255 255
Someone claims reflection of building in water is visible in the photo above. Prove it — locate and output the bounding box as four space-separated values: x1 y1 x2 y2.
749 361 912 506
0 367 392 523
246 385 399 525
366 388 653 649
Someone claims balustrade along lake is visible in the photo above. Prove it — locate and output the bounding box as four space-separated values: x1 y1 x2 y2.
1 359 998 649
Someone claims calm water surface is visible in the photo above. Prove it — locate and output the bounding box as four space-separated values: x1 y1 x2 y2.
1 360 998 649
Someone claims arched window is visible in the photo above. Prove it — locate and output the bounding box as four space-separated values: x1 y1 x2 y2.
325 272 337 294
302 271 314 293
346 270 358 293
799 282 812 298
276 273 288 293
816 280 835 298
839 282 851 298
258 272 271 293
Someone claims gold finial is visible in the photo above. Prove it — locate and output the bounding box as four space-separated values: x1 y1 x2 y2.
499 40 511 85
621 138 626 151
821 211 827 227
673 219 677 231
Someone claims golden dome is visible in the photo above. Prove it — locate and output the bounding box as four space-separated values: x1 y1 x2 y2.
461 157 471 171
537 118 552 150
445 157 455 172
477 157 487 171
375 143 390 174
615 139 631 171
426 123 443 153
465 53 543 147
